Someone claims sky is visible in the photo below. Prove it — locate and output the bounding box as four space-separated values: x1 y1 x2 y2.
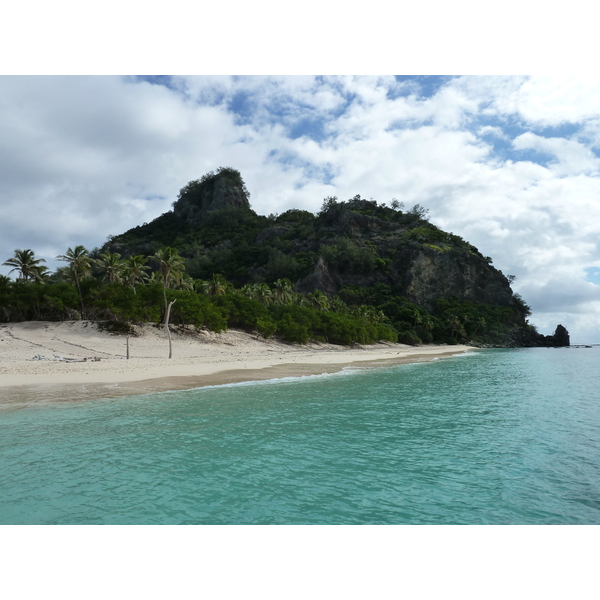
1 74 600 342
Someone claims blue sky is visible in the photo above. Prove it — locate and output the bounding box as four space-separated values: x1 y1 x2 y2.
1 74 600 342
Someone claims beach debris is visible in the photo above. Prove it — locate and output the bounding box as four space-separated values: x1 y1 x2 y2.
28 354 101 362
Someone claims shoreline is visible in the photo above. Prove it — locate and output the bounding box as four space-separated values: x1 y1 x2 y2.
0 321 474 411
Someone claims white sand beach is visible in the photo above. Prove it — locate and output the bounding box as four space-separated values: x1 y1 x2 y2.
0 321 473 410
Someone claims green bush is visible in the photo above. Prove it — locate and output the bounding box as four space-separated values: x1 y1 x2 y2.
397 330 422 345
256 318 277 339
276 314 310 344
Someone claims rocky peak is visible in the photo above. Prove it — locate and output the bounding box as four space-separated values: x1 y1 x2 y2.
172 167 252 227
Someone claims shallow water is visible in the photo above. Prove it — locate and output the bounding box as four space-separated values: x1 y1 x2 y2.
1 348 599 524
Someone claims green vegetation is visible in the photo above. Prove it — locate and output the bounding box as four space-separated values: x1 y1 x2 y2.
1 169 542 347
0 250 398 345
0 246 526 346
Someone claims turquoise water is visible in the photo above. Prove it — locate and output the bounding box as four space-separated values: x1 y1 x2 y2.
1 348 599 524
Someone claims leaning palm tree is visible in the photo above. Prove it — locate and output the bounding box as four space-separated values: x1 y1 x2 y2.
472 316 487 336
3 249 47 283
95 251 126 284
36 265 51 283
56 245 91 316
446 314 465 340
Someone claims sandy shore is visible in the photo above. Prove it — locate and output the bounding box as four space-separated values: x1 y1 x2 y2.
0 321 474 411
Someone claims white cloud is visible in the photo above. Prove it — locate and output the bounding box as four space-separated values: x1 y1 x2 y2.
512 133 600 176
478 125 507 140
454 75 600 127
499 76 600 126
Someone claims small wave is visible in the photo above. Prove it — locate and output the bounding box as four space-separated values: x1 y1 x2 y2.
183 367 366 392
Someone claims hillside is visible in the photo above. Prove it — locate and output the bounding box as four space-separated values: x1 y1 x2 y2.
104 167 567 347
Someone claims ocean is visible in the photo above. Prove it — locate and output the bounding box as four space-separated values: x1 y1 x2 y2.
1 347 599 525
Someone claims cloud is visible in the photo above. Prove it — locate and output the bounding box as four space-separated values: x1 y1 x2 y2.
512 133 600 176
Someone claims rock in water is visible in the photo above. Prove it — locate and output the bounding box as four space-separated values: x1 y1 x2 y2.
553 324 570 347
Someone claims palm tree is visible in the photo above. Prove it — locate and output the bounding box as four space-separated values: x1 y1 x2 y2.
152 247 187 359
472 317 487 336
56 245 91 316
240 283 256 299
124 255 150 294
254 283 273 306
446 314 465 340
413 311 423 328
3 249 47 283
331 296 348 314
421 316 435 334
95 251 126 284
177 274 196 292
291 292 308 307
352 305 369 320
153 247 185 324
199 274 228 296
310 290 330 311
272 279 293 305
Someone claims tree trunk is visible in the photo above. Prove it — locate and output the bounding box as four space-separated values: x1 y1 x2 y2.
74 272 85 318
165 299 177 359
162 284 169 325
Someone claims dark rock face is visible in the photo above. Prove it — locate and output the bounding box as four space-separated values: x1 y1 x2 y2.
400 246 514 311
552 324 570 346
295 256 338 296
173 170 251 227
508 322 570 348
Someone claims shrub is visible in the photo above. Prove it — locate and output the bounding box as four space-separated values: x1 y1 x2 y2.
397 330 422 346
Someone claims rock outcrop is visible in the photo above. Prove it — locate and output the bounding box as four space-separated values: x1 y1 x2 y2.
172 168 251 227
551 324 570 346
400 245 514 311
295 256 338 296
